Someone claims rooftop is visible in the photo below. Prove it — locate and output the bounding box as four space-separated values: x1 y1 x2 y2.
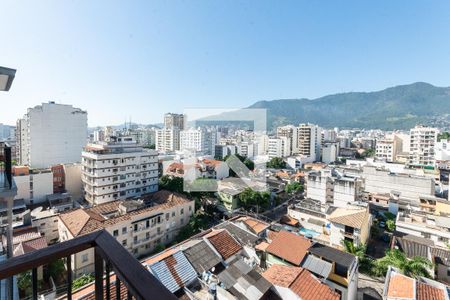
327 206 370 229
308 242 356 268
266 230 312 265
206 230 242 260
59 190 192 237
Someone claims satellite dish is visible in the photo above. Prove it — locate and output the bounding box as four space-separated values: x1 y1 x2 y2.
31 207 43 215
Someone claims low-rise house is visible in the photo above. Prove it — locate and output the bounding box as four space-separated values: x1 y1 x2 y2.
204 229 243 264
164 158 229 181
216 178 267 212
265 230 312 267
307 243 358 300
382 266 449 300
327 206 371 248
263 264 340 300
58 190 194 277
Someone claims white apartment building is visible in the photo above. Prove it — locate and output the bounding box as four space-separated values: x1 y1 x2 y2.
362 165 434 200
435 139 450 161
81 136 158 205
409 125 438 166
180 128 217 156
155 128 180 153
58 190 194 277
16 102 88 168
322 141 339 164
306 169 361 207
277 125 299 155
298 123 321 161
375 134 405 163
12 167 53 205
268 137 291 158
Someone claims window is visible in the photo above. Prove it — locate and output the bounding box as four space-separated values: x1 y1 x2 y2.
122 227 127 234
82 253 89 263
166 213 170 220
122 239 127 246
134 236 138 243
422 232 431 239
146 232 150 239
113 230 119 237
180 208 184 215
157 227 161 234
172 211 175 217
134 224 138 232
189 206 192 211
181 218 184 224
146 220 150 228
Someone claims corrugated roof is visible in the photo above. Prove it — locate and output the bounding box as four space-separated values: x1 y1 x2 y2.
148 251 197 293
218 259 271 300
216 222 259 246
183 240 222 274
302 254 332 278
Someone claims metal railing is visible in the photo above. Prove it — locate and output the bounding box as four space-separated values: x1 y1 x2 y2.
0 230 177 300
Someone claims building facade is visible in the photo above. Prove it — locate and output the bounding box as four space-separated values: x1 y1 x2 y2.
409 125 438 166
16 102 88 168
81 136 158 205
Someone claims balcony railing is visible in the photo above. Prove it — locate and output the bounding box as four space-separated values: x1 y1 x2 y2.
0 230 176 300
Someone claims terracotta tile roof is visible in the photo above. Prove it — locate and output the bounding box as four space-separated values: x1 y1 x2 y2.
290 268 340 300
281 215 299 226
255 241 270 252
417 282 445 300
263 265 339 300
20 237 48 255
266 230 279 241
266 230 311 265
206 230 242 260
59 190 192 237
238 216 269 234
11 226 41 245
387 273 415 299
327 207 370 229
262 264 302 287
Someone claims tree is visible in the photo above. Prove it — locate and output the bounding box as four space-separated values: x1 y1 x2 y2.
159 175 184 193
386 219 395 232
72 274 95 291
375 249 433 278
46 258 65 281
285 182 303 194
238 188 270 212
343 241 376 276
266 157 286 169
438 132 450 141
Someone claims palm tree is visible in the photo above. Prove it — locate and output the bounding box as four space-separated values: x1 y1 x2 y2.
375 249 433 278
343 240 366 258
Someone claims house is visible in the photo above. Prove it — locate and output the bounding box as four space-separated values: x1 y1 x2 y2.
263 264 340 300
265 230 312 267
216 177 267 212
327 206 371 248
307 243 359 300
382 266 449 300
58 190 194 277
204 229 243 264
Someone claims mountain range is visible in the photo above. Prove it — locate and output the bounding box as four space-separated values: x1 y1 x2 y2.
246 82 450 130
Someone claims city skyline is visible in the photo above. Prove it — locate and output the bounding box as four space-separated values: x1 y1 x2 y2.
2 1 450 126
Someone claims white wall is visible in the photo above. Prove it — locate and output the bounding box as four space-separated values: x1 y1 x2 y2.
14 172 53 204
26 102 87 168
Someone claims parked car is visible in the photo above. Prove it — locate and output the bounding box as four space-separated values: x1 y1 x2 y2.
379 221 386 228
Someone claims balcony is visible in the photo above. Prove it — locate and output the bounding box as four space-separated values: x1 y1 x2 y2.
0 230 176 300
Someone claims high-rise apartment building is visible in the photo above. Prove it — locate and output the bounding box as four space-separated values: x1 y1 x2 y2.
164 113 185 130
298 123 321 161
180 128 217 155
155 128 180 152
16 102 87 168
268 137 290 158
276 125 299 155
409 125 438 166
81 136 158 205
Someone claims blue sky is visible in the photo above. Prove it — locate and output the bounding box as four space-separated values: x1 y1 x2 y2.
1 1 450 126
